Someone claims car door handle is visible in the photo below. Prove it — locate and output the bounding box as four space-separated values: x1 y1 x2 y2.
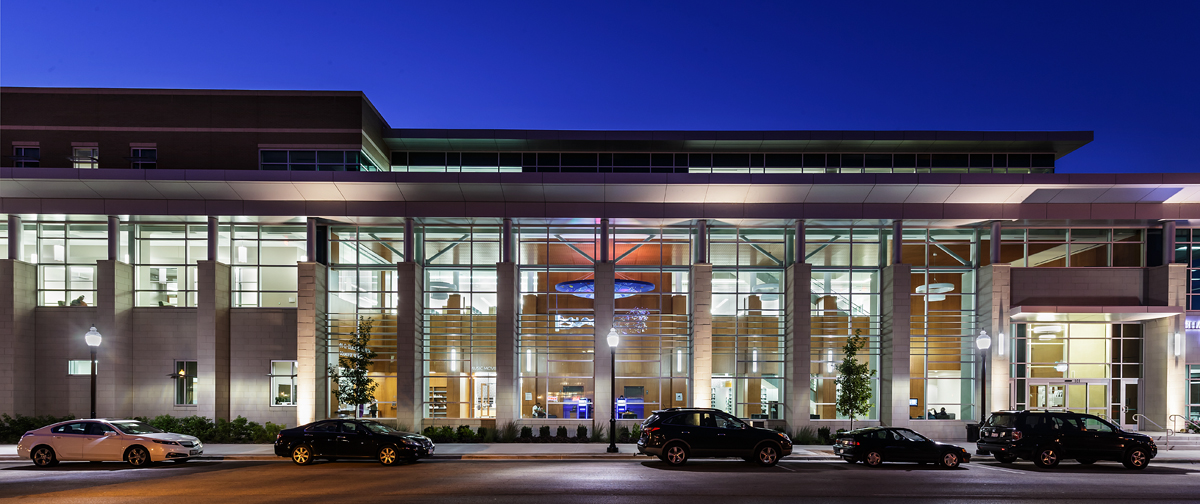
717 433 726 436
680 430 689 434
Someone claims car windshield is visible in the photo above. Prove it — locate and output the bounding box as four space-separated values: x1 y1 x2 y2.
984 413 1016 428
111 421 164 435
361 421 399 435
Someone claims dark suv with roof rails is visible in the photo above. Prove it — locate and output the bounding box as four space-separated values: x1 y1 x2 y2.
977 410 1156 469
636 408 792 466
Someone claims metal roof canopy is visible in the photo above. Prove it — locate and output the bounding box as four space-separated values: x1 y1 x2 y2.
1009 305 1184 323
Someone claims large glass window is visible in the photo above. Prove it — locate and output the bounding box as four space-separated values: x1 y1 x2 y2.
260 150 381 171
807 226 883 420
518 224 597 420
134 224 206 307
1012 323 1142 419
612 226 691 419
12 146 39 167
231 225 305 307
423 225 499 419
710 225 787 420
328 225 403 419
1176 229 1200 310
31 221 106 306
1188 365 1200 423
987 228 1144 267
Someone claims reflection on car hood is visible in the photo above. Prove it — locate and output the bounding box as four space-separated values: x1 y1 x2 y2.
131 432 201 443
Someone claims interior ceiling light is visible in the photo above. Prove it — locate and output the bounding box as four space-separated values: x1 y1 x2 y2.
915 282 954 302
555 279 655 299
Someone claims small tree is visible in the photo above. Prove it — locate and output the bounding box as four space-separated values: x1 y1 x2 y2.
835 329 875 431
330 316 378 418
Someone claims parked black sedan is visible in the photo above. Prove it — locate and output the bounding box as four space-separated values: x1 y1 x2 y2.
834 427 970 468
274 419 434 465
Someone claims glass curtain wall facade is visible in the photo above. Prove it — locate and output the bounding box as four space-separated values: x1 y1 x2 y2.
422 225 499 419
612 225 691 419
1175 228 1200 310
134 223 206 307
518 224 597 420
1011 323 1143 423
710 225 787 419
28 221 106 306
328 226 403 418
807 226 882 420
993 228 1144 267
903 229 977 421
230 225 305 307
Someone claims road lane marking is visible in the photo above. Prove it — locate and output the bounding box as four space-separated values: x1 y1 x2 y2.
972 464 1026 475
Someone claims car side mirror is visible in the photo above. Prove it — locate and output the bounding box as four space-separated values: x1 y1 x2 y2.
104 432 118 437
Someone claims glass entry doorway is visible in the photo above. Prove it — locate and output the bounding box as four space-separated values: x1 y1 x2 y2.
1023 379 1139 430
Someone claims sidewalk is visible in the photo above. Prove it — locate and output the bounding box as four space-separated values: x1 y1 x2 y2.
3 442 1198 463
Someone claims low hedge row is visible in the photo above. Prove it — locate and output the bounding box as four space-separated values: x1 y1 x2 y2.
420 423 643 444
0 413 285 444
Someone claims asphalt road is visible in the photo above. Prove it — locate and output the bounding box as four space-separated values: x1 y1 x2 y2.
2 457 1200 503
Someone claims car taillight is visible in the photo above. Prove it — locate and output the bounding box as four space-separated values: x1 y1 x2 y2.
1012 431 1023 441
644 427 659 434
276 433 282 440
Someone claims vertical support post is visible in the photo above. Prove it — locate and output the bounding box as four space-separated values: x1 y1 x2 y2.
784 263 812 431
197 260 231 421
90 346 97 418
396 261 423 430
502 218 513 264
696 219 708 264
990 221 1002 265
306 217 317 263
209 217 220 263
404 218 415 262
599 218 610 263
107 216 120 261
794 220 805 265
690 264 712 408
593 261 615 436
892 220 903 265
495 261 518 426
1164 221 1176 265
0 258 37 416
7 215 21 261
296 262 328 425
880 264 911 428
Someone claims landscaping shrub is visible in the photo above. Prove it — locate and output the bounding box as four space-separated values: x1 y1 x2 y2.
791 426 820 445
617 426 631 443
589 424 605 443
630 425 641 442
0 414 76 444
456 425 476 442
576 425 588 439
480 427 497 442
127 415 284 444
538 425 551 438
817 426 831 444
556 426 568 438
520 426 533 439
500 422 519 442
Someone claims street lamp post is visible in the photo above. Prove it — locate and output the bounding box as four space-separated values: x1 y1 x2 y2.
84 326 103 418
606 327 620 454
976 330 991 421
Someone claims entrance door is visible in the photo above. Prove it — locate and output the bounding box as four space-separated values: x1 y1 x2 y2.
1114 379 1139 431
1027 381 1111 420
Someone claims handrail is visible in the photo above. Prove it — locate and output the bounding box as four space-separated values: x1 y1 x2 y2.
1134 414 1171 450
1169 414 1200 434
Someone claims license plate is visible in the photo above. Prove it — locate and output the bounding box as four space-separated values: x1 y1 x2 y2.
189 449 198 455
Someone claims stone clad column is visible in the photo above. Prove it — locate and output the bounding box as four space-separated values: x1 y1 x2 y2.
196 260 231 421
1143 263 1188 429
396 261 423 430
880 264 911 428
0 259 36 416
593 261 615 429
977 264 1011 415
784 263 812 430
690 263 712 408
495 261 519 426
96 259 135 418
296 262 328 425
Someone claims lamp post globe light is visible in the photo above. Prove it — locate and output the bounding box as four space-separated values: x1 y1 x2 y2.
606 326 620 454
976 330 991 422
84 326 102 418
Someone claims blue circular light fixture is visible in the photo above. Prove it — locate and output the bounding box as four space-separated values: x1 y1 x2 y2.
555 279 655 299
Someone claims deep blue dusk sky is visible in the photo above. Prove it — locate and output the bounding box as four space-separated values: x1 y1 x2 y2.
2 1 1197 173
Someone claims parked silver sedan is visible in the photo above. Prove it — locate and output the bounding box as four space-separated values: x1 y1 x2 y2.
17 419 203 467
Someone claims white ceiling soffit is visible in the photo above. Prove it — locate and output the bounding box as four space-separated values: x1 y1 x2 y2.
1009 305 1184 323
1023 187 1183 204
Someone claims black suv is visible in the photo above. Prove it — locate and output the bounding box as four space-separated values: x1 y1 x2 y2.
636 408 793 466
977 410 1156 469
275 419 434 465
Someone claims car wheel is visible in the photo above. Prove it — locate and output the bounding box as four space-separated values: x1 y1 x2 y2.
994 453 1018 464
1076 458 1096 465
940 452 961 469
378 446 400 466
755 444 780 467
1033 446 1060 469
864 451 883 467
291 445 314 465
1122 448 1149 470
663 444 689 466
126 446 151 468
31 446 57 467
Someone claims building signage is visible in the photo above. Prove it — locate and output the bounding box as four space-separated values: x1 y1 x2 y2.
1186 316 1200 331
